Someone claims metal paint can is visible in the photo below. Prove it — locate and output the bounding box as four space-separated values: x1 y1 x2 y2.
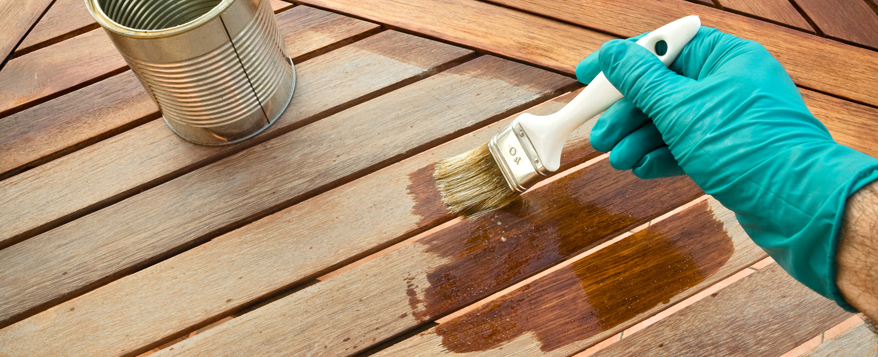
86 0 296 145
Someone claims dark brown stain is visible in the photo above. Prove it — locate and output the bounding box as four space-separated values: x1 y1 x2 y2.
407 165 452 227
405 160 702 323
435 201 734 352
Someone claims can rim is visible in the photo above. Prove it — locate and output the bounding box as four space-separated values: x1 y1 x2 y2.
84 0 235 38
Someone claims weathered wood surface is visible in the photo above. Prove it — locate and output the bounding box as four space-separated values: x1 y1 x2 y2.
801 322 876 357
317 0 878 108
299 0 614 75
143 158 703 356
0 0 290 117
0 89 600 357
0 55 572 329
15 0 293 56
15 0 98 54
591 264 852 357
795 0 878 49
0 5 379 186
377 199 765 356
0 0 53 63
802 88 878 158
717 0 813 31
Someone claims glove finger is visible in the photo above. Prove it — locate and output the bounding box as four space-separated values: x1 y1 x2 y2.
631 146 686 179
589 98 649 153
598 39 694 122
608 122 665 170
576 33 648 85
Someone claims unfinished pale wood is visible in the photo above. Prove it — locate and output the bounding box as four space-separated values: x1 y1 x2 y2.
795 0 878 49
15 0 293 55
801 322 876 357
0 0 53 62
0 90 599 357
308 0 878 108
717 0 813 31
377 199 764 356
0 55 572 329
0 0 291 116
591 264 851 356
0 6 379 182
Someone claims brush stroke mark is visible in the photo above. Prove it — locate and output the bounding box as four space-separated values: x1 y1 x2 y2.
435 201 734 352
405 160 703 323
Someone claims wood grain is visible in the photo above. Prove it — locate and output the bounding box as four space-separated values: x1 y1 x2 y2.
378 199 765 356
0 0 291 117
140 158 702 356
0 6 385 244
591 264 852 357
801 322 876 357
0 55 572 329
15 0 98 54
795 0 878 49
308 0 878 108
15 0 293 55
0 89 597 357
717 0 813 31
0 0 53 63
298 0 614 76
802 88 878 158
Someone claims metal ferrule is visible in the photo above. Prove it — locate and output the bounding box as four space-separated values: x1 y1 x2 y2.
86 0 296 146
488 120 551 193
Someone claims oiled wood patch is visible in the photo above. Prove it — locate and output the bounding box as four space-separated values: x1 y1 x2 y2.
434 201 733 352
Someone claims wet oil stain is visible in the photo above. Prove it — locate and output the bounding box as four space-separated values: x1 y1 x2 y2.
405 159 702 323
435 201 734 352
407 165 453 227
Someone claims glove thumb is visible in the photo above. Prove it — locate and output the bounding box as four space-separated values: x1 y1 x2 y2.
598 39 692 121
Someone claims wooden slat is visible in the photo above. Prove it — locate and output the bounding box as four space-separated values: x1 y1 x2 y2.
488 0 878 108
0 0 53 63
305 0 878 108
15 0 293 55
795 0 878 49
591 264 852 357
0 89 599 357
0 0 290 117
717 0 813 31
301 0 613 76
0 55 573 329
801 322 874 357
139 159 703 356
0 6 379 182
378 199 764 355
802 88 878 158
15 0 98 54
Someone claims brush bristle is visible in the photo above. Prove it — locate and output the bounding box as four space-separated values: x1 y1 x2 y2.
434 143 520 217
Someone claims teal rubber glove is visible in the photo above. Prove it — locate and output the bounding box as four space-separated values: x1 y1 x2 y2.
576 27 878 311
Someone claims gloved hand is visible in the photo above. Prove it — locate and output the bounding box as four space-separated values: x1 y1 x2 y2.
576 27 878 311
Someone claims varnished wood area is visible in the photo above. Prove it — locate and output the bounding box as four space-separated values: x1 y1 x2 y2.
378 199 766 356
2 0 877 356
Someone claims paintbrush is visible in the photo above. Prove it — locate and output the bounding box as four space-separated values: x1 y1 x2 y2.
434 16 701 217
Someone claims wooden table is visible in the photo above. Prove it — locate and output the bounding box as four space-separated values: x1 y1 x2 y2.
1 0 877 355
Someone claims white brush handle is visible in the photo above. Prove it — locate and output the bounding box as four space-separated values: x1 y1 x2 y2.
518 15 701 172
